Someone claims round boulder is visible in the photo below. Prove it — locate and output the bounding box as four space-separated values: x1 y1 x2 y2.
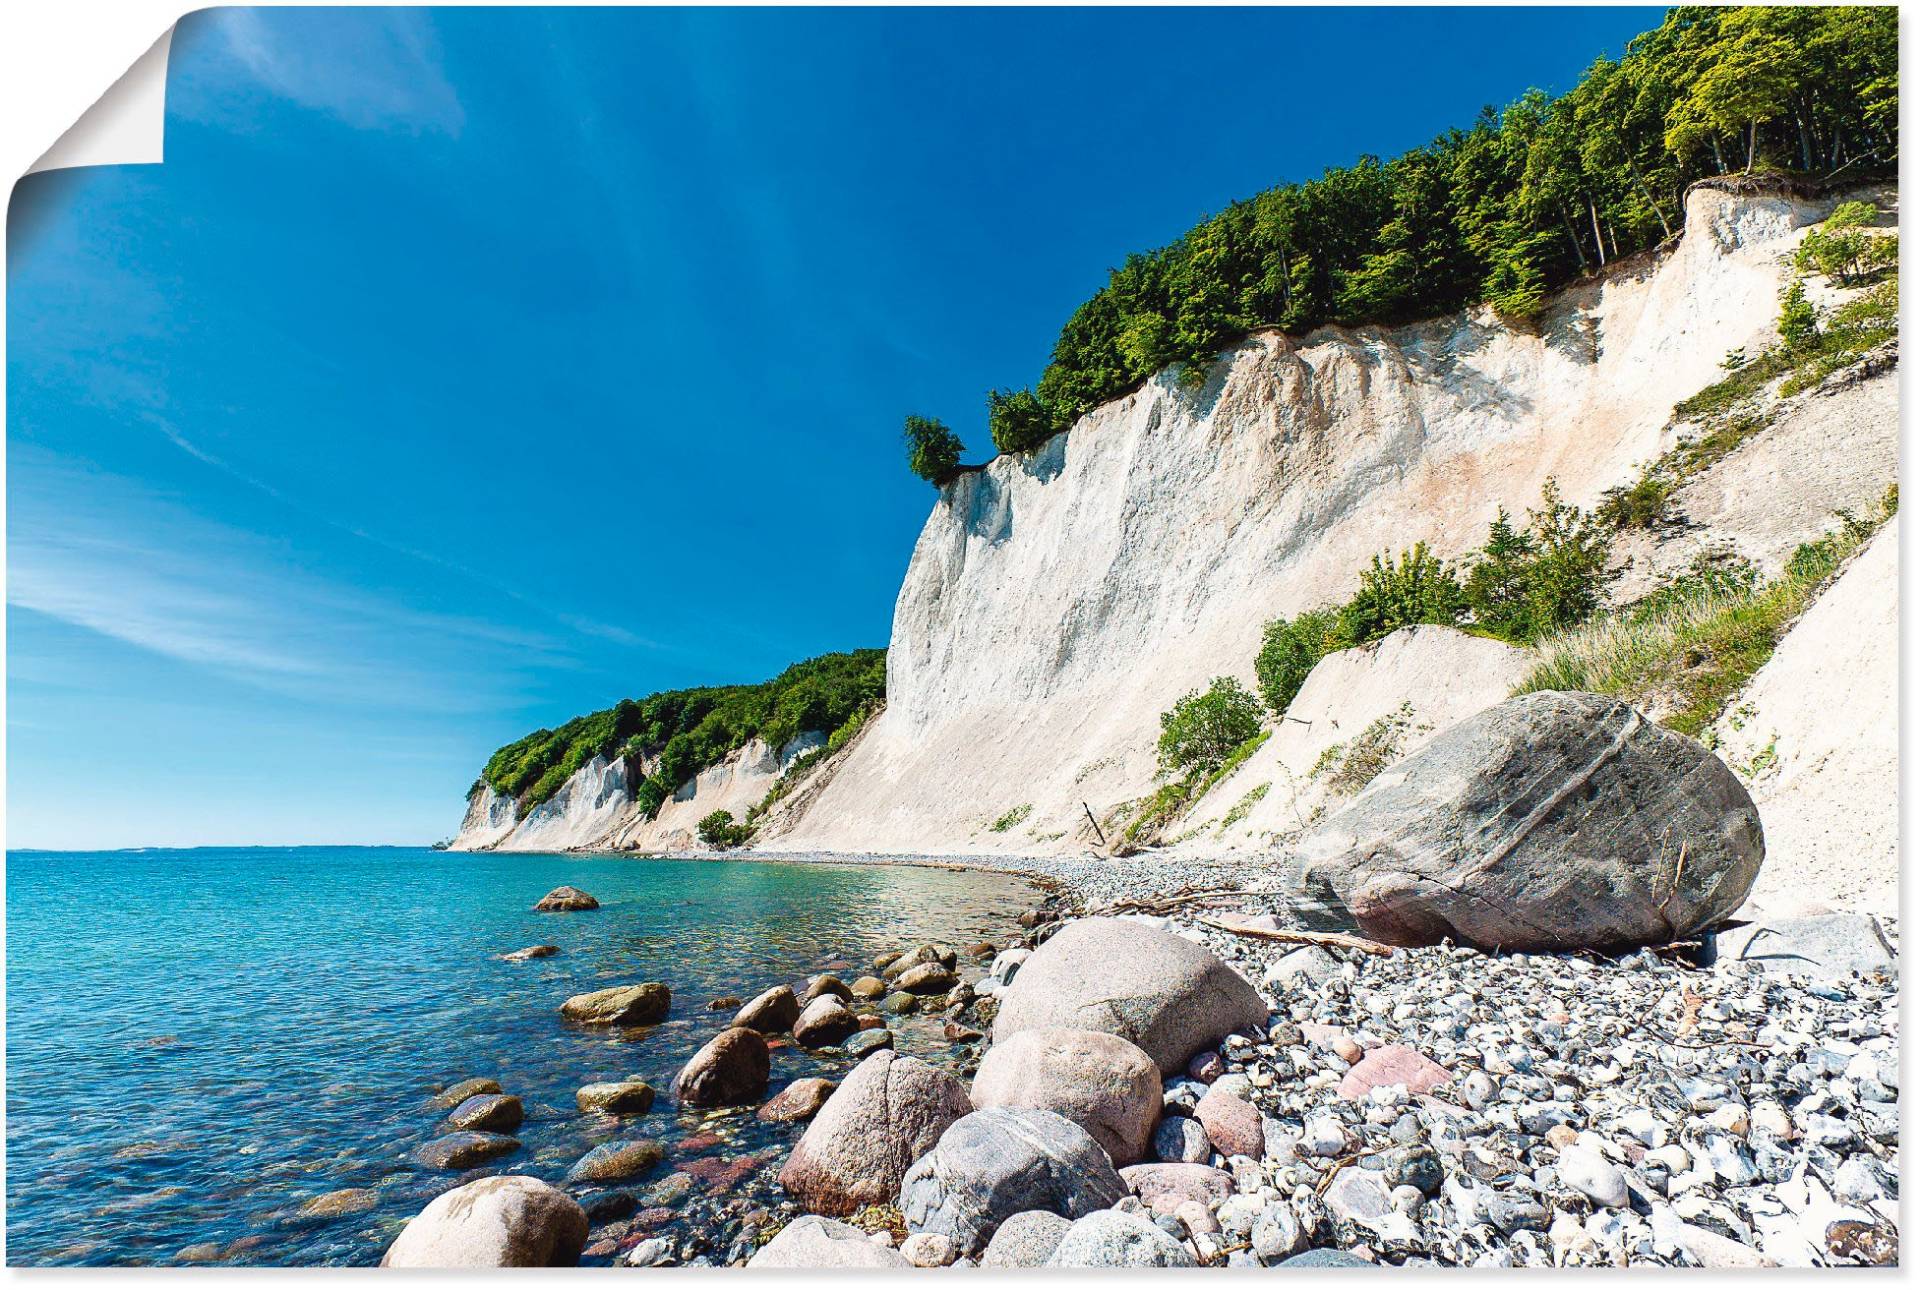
991 918 1267 1074
672 1027 770 1106
1045 1208 1197 1267
732 985 801 1034
980 1210 1074 1268
446 1093 524 1133
1286 691 1765 950
429 1077 501 1110
533 886 598 912
576 1079 655 1115
411 1131 521 1171
757 1077 836 1123
897 963 958 995
778 1051 971 1216
382 1175 588 1267
792 996 859 1048
970 1028 1160 1165
748 1216 910 1269
850 976 888 1000
799 975 854 1005
899 1107 1128 1256
565 1140 664 1184
560 983 669 1027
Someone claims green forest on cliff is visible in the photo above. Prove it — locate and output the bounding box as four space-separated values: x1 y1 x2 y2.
480 650 885 816
904 5 1897 481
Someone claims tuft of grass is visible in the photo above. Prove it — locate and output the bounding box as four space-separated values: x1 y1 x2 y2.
1325 703 1421 795
1517 486 1896 736
989 803 1033 833
1219 782 1271 832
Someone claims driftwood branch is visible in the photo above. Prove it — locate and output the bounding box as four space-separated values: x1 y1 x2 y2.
1198 917 1397 958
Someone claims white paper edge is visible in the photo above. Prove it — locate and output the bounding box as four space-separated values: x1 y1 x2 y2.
26 23 175 175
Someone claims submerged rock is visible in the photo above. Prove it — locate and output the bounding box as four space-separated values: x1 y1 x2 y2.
565 1139 664 1183
298 1188 378 1220
1286 691 1764 949
533 886 599 912
576 1079 656 1115
560 983 670 1027
748 1216 910 1269
382 1175 588 1267
501 945 559 962
412 1131 520 1170
969 1028 1160 1166
845 1028 894 1058
778 1051 972 1216
992 917 1267 1074
672 1027 769 1106
428 1077 502 1110
446 1093 524 1133
900 1107 1128 1256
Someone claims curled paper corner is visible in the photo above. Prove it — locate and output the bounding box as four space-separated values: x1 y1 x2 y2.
28 24 176 175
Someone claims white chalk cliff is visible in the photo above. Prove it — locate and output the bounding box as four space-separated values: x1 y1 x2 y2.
458 182 1897 913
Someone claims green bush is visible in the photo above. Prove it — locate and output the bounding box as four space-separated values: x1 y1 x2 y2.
1341 542 1465 644
1254 608 1347 715
1794 200 1897 285
1777 280 1820 347
986 388 1057 455
698 810 753 850
1465 485 1610 642
903 415 964 487
1157 677 1264 777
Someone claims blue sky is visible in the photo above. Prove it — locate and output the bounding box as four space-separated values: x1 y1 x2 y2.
7 6 1663 848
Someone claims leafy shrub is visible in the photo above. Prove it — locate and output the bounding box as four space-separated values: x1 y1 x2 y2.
989 803 1032 833
903 415 963 487
986 388 1057 455
1597 470 1673 533
1253 608 1347 715
1157 677 1264 776
1794 200 1897 285
1777 280 1819 347
698 810 753 849
1341 542 1465 644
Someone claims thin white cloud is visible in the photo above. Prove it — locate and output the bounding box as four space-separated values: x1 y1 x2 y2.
191 8 465 136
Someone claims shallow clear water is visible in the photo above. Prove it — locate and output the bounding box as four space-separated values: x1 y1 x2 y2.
5 846 1040 1266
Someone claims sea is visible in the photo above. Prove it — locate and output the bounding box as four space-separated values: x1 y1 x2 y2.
4 846 1043 1266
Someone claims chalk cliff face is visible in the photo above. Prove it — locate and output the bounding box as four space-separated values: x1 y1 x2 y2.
761 183 1834 856
451 734 823 852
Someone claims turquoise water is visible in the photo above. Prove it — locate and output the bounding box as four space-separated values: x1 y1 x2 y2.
5 847 1040 1266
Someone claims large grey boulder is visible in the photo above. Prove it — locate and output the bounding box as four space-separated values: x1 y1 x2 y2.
1285 692 1765 950
970 1028 1161 1165
980 1210 1074 1267
991 918 1268 1074
1045 1209 1197 1267
778 1051 972 1216
900 1107 1127 1256
382 1175 587 1267
747 1216 910 1269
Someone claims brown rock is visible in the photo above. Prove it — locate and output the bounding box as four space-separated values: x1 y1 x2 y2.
850 976 888 1000
673 1027 770 1106
778 1051 972 1216
757 1077 836 1123
560 983 670 1027
732 985 801 1034
446 1093 524 1133
792 996 859 1048
412 1131 521 1170
429 1077 502 1109
299 1188 378 1219
897 963 959 995
565 1140 665 1183
707 996 742 1011
1336 1045 1452 1100
501 945 559 962
799 975 853 1005
1192 1085 1262 1159
533 885 599 912
576 1079 656 1115
969 1028 1160 1165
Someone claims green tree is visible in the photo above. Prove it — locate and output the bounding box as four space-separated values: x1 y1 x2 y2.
1157 677 1264 776
1778 280 1820 347
1253 608 1347 716
1341 543 1466 644
1518 481 1612 636
986 388 1057 455
1462 508 1538 639
903 415 963 487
